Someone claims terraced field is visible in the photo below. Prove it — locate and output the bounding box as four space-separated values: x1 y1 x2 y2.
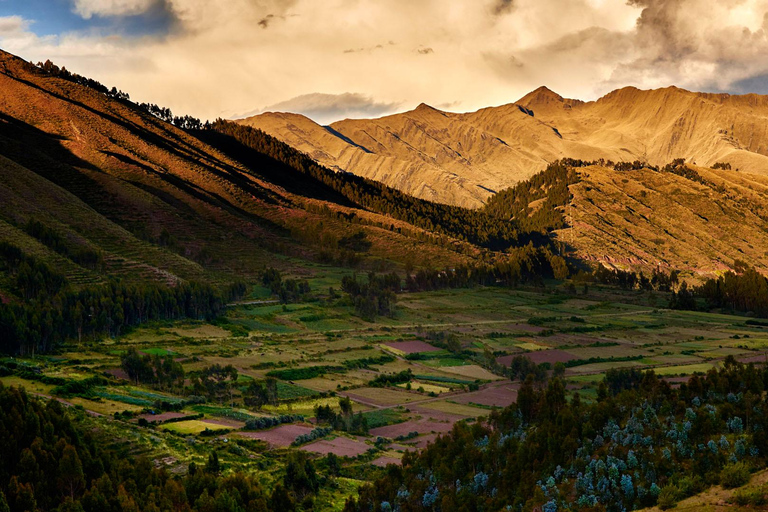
4 281 768 509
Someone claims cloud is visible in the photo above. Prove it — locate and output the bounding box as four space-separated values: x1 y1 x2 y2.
0 15 28 34
6 0 768 124
251 92 402 125
492 0 515 15
437 100 462 110
72 0 159 19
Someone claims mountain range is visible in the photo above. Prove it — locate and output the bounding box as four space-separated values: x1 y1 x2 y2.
1 45 768 285
242 86 768 208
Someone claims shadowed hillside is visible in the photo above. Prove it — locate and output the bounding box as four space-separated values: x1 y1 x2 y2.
0 49 494 292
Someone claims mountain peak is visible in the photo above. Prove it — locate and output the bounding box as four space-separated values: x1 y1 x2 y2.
413 102 441 113
517 86 565 105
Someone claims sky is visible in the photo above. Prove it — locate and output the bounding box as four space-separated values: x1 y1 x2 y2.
2 0 768 125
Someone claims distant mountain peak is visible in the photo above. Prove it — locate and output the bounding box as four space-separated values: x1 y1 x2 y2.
411 102 445 115
517 86 564 105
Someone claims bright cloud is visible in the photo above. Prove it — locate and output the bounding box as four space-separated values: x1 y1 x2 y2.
1 0 768 123
72 0 158 19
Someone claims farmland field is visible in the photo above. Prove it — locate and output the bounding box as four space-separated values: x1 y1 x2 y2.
4 280 768 510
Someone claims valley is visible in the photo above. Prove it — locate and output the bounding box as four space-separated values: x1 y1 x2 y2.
5 276 768 509
0 43 768 512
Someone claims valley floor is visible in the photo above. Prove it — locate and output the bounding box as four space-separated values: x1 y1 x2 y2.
3 274 768 510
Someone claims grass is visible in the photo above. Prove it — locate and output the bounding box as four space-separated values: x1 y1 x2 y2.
653 363 716 376
93 391 153 407
140 347 175 356
0 375 56 394
419 400 490 417
162 420 230 435
262 397 358 416
190 405 258 422
276 380 320 400
397 381 452 394
7 281 768 511
346 387 424 406
421 357 469 368
362 409 406 429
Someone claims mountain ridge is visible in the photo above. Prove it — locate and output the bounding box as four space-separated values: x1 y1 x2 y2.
241 85 768 208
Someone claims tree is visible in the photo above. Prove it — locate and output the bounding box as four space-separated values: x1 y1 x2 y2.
284 452 318 500
244 381 269 409
58 444 85 499
205 451 220 475
269 485 295 512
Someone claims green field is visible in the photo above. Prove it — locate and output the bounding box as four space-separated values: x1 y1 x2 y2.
4 280 767 511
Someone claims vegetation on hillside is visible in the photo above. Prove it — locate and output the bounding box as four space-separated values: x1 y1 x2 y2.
0 383 324 512
200 120 531 251
348 358 768 511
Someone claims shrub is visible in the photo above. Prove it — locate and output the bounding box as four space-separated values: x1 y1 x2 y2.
657 485 680 510
732 484 768 506
720 462 750 489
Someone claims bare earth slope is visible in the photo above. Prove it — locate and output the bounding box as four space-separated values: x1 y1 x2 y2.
0 49 472 287
561 164 768 276
242 86 768 208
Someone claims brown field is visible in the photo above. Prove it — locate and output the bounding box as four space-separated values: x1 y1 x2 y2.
300 436 371 457
138 411 188 423
371 455 402 467
543 334 619 346
502 323 547 334
341 387 423 407
201 418 246 428
104 368 130 380
438 364 503 380
382 340 441 354
497 349 577 366
738 352 768 364
408 405 468 425
370 414 456 438
454 384 518 407
171 325 231 338
414 400 489 418
237 424 314 447
412 434 439 449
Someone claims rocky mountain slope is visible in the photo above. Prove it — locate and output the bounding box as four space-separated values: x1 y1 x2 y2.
0 49 480 291
242 86 768 208
559 164 768 276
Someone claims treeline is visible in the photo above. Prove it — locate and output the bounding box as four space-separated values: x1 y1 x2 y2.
405 244 570 292
0 236 246 355
120 348 184 391
696 266 768 317
35 60 209 130
0 241 67 300
0 383 325 511
315 397 369 435
261 267 311 303
341 272 399 320
592 265 679 291
484 159 585 232
24 220 103 271
36 59 131 101
347 357 768 511
0 277 244 356
200 120 529 251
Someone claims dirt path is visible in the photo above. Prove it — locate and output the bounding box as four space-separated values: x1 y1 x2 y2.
31 392 104 417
